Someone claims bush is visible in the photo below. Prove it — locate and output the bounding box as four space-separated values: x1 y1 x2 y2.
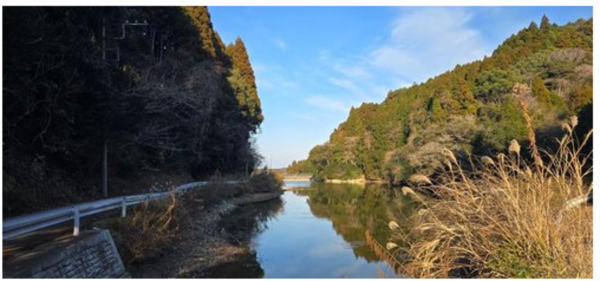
244 169 284 193
193 174 246 207
316 163 363 180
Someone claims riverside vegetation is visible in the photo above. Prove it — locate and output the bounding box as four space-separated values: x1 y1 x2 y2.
93 170 283 277
390 115 592 278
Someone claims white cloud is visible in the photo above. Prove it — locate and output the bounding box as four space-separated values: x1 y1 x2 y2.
332 63 370 80
253 62 298 94
369 7 489 82
328 77 361 94
305 95 351 113
273 38 287 51
306 8 491 117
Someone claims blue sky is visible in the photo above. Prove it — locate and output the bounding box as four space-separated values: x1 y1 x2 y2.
209 6 592 168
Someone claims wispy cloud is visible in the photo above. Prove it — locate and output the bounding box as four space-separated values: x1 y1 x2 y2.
253 62 298 94
332 63 370 80
369 7 489 82
272 38 287 51
305 95 351 113
328 77 361 94
312 7 491 109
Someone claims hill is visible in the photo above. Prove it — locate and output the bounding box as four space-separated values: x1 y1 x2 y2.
288 16 593 182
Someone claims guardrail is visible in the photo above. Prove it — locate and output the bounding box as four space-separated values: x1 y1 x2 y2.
2 180 245 240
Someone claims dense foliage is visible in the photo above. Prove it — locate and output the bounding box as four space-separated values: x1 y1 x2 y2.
290 16 593 182
3 7 263 215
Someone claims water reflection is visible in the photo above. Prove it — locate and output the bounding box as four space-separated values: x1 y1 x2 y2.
208 181 413 278
198 198 283 278
201 251 265 278
221 198 285 242
295 183 413 263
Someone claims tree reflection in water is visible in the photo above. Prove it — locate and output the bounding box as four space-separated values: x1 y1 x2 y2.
204 183 415 278
295 183 414 263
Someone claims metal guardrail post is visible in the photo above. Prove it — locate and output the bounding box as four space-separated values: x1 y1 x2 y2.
121 197 127 218
73 207 80 236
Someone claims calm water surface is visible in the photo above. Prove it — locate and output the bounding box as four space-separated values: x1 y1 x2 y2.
206 181 413 278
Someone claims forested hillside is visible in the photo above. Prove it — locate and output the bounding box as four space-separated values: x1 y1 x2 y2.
289 16 593 182
3 7 262 216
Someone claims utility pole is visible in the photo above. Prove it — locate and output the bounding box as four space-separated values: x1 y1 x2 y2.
100 17 153 198
102 141 108 198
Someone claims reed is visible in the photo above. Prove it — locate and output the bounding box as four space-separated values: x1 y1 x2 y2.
391 115 593 278
100 194 189 265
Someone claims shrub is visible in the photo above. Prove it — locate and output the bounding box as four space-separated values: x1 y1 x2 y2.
194 174 245 206
244 168 284 193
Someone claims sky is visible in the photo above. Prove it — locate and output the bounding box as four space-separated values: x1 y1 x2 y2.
209 6 593 168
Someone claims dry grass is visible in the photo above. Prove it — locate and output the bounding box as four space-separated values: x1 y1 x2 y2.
391 116 593 278
97 194 192 265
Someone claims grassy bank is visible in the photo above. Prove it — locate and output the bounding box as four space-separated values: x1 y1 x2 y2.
94 170 283 272
389 116 592 278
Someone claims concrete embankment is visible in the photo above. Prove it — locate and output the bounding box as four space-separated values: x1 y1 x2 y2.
3 229 128 278
231 191 283 205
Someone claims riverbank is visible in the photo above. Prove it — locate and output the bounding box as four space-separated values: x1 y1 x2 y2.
175 191 283 278
323 178 389 184
91 171 285 278
282 175 312 181
116 190 283 278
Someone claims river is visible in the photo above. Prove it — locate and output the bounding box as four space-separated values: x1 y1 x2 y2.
204 180 414 278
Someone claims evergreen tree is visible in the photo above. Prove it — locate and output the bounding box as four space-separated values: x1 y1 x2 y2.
541 14 551 30
183 6 226 59
531 76 551 103
528 21 538 31
226 37 264 130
